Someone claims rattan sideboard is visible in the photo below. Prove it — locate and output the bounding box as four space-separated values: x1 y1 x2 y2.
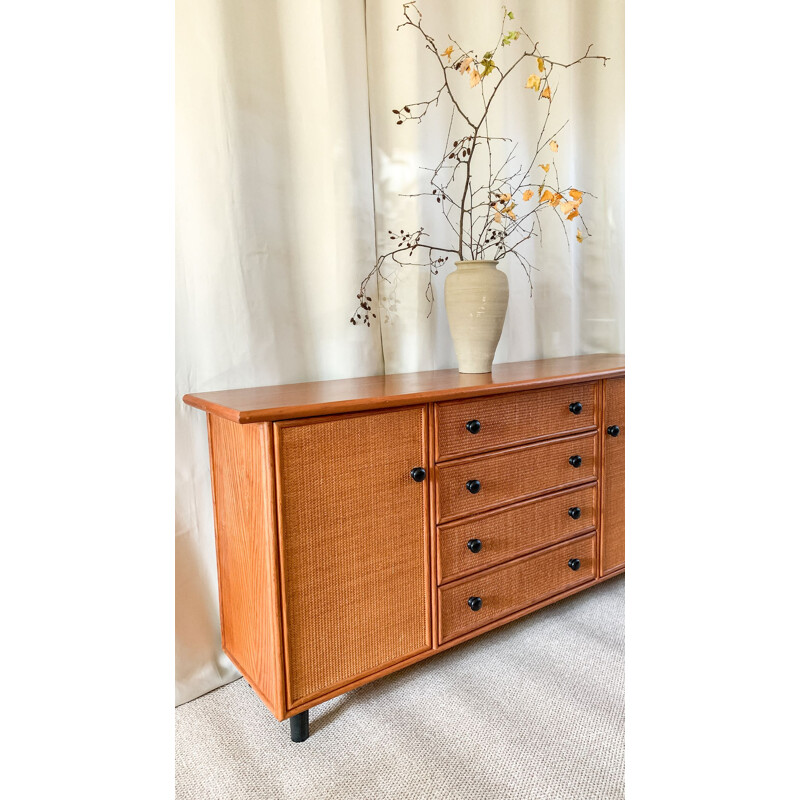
184 353 625 742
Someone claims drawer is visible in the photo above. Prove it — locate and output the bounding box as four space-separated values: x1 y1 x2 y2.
435 432 597 523
435 382 597 461
438 533 597 643
437 483 597 583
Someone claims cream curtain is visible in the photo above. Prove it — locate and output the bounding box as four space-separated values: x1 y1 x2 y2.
176 0 624 705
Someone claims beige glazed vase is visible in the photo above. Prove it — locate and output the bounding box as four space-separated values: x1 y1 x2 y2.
444 260 509 373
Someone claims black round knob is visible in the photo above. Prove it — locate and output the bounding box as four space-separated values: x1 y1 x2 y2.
607 425 620 437
568 558 581 571
466 419 481 434
568 506 582 520
569 402 583 415
568 455 582 468
466 479 482 494
467 596 483 611
410 467 426 482
466 538 482 553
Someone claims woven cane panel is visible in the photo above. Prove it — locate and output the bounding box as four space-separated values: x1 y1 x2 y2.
436 382 597 461
437 483 597 583
601 378 625 574
275 407 429 706
436 432 598 523
439 533 597 643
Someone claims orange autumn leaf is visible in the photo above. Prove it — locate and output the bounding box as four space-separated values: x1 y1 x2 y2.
470 68 481 87
441 45 454 61
541 85 551 100
503 202 516 219
576 229 584 243
540 189 555 204
458 56 474 74
499 192 511 203
550 192 563 207
522 189 534 201
525 74 541 91
567 209 579 221
538 163 550 173
494 211 502 223
537 57 545 73
569 188 583 202
549 140 558 153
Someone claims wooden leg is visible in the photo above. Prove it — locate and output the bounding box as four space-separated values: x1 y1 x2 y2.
289 710 309 742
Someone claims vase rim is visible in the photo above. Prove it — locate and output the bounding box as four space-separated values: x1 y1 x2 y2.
453 259 500 267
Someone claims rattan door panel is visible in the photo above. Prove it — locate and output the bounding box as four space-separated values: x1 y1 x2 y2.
275 407 430 707
436 382 597 461
436 432 598 523
437 483 597 583
601 378 625 574
439 533 597 643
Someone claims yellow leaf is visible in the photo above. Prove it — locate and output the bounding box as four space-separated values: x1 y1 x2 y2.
550 192 563 207
499 192 511 203
494 211 502 223
537 57 545 73
459 56 473 75
525 74 541 91
470 68 481 88
540 190 555 204
567 209 579 221
538 163 550 173
538 184 544 197
559 199 580 216
569 188 583 202
441 45 454 62
549 140 558 152
576 229 584 243
523 189 534 201
541 85 551 100
506 208 517 220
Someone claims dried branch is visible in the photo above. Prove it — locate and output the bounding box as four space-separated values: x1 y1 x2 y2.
351 1 609 325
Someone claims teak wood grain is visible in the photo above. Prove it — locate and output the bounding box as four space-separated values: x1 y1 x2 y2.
206 415 286 719
600 377 625 575
273 407 431 707
437 483 597 584
435 431 598 523
435 381 597 461
183 354 624 423
438 533 597 643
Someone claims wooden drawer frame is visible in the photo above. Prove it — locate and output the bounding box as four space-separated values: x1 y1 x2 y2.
184 355 625 738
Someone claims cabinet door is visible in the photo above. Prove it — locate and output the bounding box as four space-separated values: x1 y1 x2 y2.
274 407 431 707
601 377 625 575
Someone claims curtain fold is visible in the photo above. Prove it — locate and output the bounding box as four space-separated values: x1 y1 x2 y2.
175 0 624 705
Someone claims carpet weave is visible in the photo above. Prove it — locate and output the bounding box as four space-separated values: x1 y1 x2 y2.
176 575 624 800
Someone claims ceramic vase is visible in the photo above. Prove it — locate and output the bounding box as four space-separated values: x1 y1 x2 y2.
444 260 509 374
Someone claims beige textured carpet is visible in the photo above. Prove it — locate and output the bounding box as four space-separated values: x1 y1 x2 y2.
176 575 624 800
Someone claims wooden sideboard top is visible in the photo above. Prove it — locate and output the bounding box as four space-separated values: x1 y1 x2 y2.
183 353 625 423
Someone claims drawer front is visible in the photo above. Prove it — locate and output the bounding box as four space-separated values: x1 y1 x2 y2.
436 432 597 523
437 483 597 583
435 382 597 461
439 533 597 643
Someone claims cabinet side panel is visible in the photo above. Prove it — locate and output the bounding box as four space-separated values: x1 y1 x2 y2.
600 377 625 574
207 415 285 718
275 407 431 707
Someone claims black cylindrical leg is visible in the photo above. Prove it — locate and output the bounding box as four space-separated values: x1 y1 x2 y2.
289 710 309 742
